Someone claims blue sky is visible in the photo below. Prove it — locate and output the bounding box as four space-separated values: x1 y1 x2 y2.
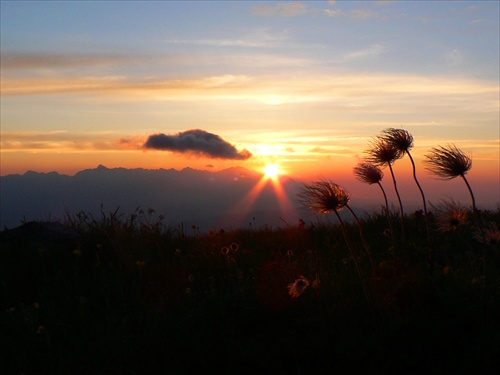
1 1 499 206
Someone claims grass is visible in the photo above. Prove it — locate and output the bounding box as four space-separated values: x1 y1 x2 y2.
1 206 499 375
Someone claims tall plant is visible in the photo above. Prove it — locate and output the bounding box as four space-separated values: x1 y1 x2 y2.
365 137 405 241
424 144 484 240
353 162 396 248
298 179 371 304
381 128 431 246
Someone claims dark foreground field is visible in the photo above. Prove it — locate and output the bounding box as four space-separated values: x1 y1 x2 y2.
1 208 499 374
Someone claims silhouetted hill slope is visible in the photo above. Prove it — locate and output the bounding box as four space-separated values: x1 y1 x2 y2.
1 166 311 231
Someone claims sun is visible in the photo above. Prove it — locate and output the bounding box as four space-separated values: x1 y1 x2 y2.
264 163 280 179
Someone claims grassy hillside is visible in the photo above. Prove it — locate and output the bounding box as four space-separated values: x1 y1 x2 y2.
1 206 499 374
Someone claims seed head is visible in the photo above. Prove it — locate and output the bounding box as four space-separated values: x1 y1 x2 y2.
298 180 350 214
353 162 384 185
424 144 472 180
365 137 404 167
381 128 414 153
432 199 468 233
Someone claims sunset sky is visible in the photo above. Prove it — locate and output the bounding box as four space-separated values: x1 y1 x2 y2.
1 1 499 207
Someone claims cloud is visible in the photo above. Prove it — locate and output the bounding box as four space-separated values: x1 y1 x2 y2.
252 2 306 17
344 43 387 60
0 130 138 152
324 7 386 20
1 52 136 70
143 129 252 160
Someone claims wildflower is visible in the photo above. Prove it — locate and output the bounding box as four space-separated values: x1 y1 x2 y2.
353 162 384 185
298 179 372 304
230 243 239 253
380 128 414 154
365 137 405 240
443 266 452 276
432 199 468 233
287 249 294 258
354 161 395 246
34 302 40 310
424 144 472 180
72 249 81 256
96 244 104 250
476 222 500 245
382 128 430 246
221 246 230 255
365 137 403 167
136 260 145 269
287 275 310 298
36 326 46 334
297 179 350 214
188 274 195 283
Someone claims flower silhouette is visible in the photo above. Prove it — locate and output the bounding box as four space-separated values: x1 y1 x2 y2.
297 179 350 214
432 199 468 233
424 144 472 180
381 128 430 245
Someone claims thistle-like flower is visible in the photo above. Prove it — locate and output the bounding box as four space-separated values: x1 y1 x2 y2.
297 180 350 214
424 144 472 180
381 128 414 153
365 136 405 240
365 137 403 167
297 180 372 304
475 222 500 245
424 143 480 225
432 199 468 233
353 162 384 185
353 161 395 248
287 275 310 298
382 127 430 246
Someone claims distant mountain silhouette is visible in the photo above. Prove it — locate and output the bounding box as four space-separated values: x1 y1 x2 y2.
1 165 318 231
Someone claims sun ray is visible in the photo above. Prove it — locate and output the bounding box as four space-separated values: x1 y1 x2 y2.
228 163 297 228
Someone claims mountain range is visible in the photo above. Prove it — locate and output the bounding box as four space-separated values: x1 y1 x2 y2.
1 165 324 232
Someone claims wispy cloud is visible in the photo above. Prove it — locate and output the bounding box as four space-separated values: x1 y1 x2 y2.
252 2 306 17
0 130 138 152
343 43 387 60
2 72 496 115
1 52 137 70
143 129 252 160
324 7 387 20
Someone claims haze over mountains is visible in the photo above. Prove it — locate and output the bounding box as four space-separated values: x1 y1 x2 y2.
1 165 319 231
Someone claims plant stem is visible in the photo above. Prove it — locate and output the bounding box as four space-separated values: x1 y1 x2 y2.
407 151 433 277
388 163 405 242
461 174 485 242
377 181 396 247
346 204 375 276
333 209 372 305
407 151 431 244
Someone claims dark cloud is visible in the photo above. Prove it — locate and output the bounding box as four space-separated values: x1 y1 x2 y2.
144 129 252 160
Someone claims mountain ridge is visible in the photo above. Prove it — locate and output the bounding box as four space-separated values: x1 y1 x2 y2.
1 165 308 231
